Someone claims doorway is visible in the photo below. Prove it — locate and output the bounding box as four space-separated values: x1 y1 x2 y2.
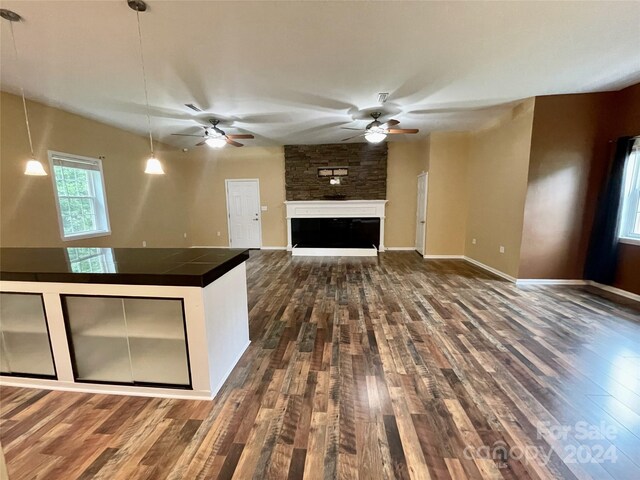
225 179 262 248
415 173 428 255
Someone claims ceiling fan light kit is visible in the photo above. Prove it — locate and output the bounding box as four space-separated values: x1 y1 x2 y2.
205 136 227 148
171 118 255 149
365 129 387 144
343 111 418 143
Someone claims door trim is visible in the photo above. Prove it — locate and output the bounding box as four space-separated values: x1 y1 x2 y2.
415 172 428 255
225 179 263 248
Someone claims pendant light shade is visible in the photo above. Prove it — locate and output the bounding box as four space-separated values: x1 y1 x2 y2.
144 157 164 175
24 159 47 176
2 9 46 176
129 0 164 175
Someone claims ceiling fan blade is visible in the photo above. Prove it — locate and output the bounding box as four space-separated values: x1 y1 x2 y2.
379 119 400 129
196 140 207 146
226 134 254 139
387 128 419 134
171 133 205 137
341 133 365 142
340 127 363 131
226 138 244 147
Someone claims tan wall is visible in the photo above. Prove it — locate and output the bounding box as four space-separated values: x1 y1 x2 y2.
385 141 429 248
464 99 535 278
0 92 190 248
182 146 287 247
425 132 469 256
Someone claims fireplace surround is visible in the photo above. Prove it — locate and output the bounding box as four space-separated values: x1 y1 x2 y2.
285 200 387 256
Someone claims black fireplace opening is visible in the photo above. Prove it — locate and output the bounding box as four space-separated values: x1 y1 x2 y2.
292 218 380 249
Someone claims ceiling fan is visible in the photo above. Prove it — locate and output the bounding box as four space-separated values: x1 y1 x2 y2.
171 119 254 148
341 112 418 143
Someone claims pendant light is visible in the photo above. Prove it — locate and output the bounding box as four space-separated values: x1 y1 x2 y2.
128 0 164 175
1 9 47 176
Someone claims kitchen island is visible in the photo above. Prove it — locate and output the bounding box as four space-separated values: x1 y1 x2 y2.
0 247 250 400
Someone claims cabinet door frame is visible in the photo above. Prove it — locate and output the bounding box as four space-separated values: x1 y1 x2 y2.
0 291 58 380
60 294 193 390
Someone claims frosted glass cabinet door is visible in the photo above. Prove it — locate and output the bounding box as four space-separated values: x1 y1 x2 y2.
124 298 190 386
0 293 55 377
63 296 133 383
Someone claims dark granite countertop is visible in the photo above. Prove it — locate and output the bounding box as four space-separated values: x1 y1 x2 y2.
0 248 250 287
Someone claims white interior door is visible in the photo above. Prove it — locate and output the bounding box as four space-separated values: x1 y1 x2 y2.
415 173 428 255
226 179 262 248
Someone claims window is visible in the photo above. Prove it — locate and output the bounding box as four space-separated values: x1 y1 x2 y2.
66 248 115 273
619 138 640 244
49 151 110 240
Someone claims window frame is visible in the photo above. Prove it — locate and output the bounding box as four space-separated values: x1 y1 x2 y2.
618 139 640 247
48 151 111 241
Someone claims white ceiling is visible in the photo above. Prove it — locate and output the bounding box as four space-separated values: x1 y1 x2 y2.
1 0 639 148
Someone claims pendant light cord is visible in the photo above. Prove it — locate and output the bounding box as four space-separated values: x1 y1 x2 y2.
9 21 35 158
135 10 154 156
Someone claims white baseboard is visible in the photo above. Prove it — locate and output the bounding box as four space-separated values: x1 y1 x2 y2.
292 247 378 257
386 247 416 251
462 256 517 283
0 377 214 400
191 245 230 248
260 246 287 250
516 279 588 286
423 254 465 259
587 281 640 302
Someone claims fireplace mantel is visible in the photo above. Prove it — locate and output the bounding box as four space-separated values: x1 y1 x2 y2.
285 200 387 255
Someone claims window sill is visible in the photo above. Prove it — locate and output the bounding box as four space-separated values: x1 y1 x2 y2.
62 231 111 242
619 237 640 247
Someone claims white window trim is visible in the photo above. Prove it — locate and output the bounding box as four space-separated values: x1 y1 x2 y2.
48 151 111 241
619 237 640 246
618 139 640 246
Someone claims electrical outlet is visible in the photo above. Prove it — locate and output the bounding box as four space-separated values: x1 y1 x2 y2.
217 231 221 237
472 238 477 245
142 240 147 247
499 246 505 253
261 205 268 211
183 232 187 239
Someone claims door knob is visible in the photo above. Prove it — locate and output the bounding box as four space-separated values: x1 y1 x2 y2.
253 218 259 221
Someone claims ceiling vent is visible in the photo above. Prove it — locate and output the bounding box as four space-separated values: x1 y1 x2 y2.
377 92 389 104
184 103 202 112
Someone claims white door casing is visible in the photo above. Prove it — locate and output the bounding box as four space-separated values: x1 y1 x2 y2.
415 173 428 255
225 179 262 248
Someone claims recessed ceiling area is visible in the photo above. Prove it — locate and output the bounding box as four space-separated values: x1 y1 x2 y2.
1 0 639 147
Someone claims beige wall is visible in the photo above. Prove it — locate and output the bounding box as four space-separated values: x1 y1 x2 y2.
0 92 190 248
385 141 429 248
425 132 469 256
464 99 535 278
181 146 287 247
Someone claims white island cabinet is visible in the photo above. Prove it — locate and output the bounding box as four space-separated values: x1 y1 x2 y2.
0 247 250 400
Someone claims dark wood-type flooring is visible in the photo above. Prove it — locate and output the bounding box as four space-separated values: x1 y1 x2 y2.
1 251 640 479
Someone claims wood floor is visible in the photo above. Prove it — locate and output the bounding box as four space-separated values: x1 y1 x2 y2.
1 251 640 480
